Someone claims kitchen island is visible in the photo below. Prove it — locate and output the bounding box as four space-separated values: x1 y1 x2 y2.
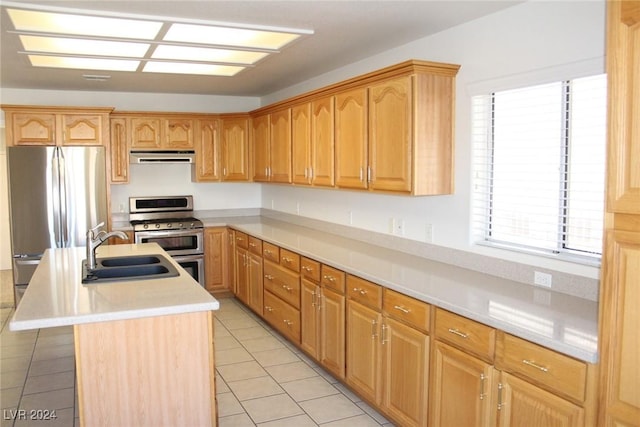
10 243 220 427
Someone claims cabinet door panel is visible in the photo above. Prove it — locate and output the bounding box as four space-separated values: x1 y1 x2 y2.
320 288 345 379
62 114 105 146
194 120 220 182
606 0 640 213
300 280 320 359
311 96 335 187
270 109 292 183
252 114 271 182
165 118 194 149
247 252 264 315
346 300 381 403
235 248 248 304
110 118 129 183
431 341 494 427
382 317 428 427
204 228 228 293
498 372 584 427
369 77 412 192
11 113 56 145
131 118 161 149
222 117 250 181
335 88 368 189
292 104 312 185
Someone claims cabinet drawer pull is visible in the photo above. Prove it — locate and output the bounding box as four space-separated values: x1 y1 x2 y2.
283 319 293 326
264 249 272 255
352 287 367 296
323 275 336 282
281 285 292 292
522 359 549 372
236 237 244 242
302 266 312 272
393 305 411 314
265 306 273 312
282 257 293 263
249 242 257 247
447 328 469 339
264 274 274 280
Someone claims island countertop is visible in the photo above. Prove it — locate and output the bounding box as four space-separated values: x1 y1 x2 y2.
10 243 219 331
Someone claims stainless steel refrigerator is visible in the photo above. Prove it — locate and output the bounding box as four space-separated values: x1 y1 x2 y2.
7 146 107 304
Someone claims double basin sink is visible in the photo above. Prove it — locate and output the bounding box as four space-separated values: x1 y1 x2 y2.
82 254 179 284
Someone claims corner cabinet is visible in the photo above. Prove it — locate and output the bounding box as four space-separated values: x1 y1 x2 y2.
599 1 640 426
2 105 112 147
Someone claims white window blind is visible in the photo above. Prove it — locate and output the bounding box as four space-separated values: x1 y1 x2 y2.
472 74 607 260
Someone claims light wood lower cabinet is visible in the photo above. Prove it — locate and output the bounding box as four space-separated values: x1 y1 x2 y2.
233 233 263 314
204 227 229 294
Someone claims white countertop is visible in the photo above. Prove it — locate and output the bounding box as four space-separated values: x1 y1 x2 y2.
10 243 219 331
224 218 598 363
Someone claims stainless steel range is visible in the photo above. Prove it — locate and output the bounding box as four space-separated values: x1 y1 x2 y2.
129 195 204 287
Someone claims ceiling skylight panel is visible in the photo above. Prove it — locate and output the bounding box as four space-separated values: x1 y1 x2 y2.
152 45 268 64
164 23 300 50
20 35 150 58
7 9 162 40
143 62 244 76
28 55 140 72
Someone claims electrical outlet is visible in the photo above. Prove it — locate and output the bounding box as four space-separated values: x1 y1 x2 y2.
425 224 433 243
534 271 552 288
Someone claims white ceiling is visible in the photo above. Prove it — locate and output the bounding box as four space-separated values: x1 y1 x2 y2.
0 0 521 97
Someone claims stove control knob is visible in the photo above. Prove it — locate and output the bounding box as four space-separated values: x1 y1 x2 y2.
178 223 183 228
155 223 161 229
143 224 149 229
167 223 172 228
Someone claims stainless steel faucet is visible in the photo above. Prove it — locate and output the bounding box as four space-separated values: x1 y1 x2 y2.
86 222 128 270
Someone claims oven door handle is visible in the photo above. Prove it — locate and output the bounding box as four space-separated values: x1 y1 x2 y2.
135 229 203 239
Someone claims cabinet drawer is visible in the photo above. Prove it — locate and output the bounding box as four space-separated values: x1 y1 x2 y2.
346 275 382 310
301 257 321 283
383 289 430 333
264 291 300 344
264 260 300 309
263 242 280 262
248 236 262 255
321 265 346 294
497 332 587 403
280 249 300 272
234 231 248 249
434 308 495 362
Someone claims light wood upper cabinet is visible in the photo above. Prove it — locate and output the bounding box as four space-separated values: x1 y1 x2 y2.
2 106 112 147
252 113 271 182
335 88 368 189
606 0 640 213
369 77 412 192
130 116 195 150
311 96 335 187
221 116 250 181
269 108 292 183
109 117 129 184
193 119 220 182
292 103 312 185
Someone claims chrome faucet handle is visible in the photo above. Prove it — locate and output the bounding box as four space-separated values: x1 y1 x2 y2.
87 222 105 239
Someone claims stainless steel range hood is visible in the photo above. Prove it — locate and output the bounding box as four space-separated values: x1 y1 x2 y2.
130 150 195 164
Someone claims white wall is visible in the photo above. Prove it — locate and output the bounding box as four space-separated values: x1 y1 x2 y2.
0 129 12 270
260 0 606 279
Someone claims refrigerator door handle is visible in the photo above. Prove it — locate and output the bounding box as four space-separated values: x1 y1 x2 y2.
58 148 69 246
51 147 63 247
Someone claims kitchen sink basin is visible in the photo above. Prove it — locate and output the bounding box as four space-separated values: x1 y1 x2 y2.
82 254 179 284
99 255 162 267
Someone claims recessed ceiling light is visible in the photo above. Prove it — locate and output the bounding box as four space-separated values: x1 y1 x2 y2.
152 45 268 65
164 23 301 50
28 55 140 72
143 62 244 76
20 35 150 58
7 8 162 40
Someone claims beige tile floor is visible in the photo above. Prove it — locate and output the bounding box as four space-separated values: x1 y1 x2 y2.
1 297 393 426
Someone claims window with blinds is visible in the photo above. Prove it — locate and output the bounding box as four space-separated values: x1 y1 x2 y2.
471 74 607 261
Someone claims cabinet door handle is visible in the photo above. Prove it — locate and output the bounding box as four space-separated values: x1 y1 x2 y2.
311 290 316 307
309 167 314 182
393 305 411 314
359 167 364 182
367 166 372 182
479 373 486 400
381 323 388 345
522 359 549 373
371 319 378 339
497 383 504 410
447 328 469 339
